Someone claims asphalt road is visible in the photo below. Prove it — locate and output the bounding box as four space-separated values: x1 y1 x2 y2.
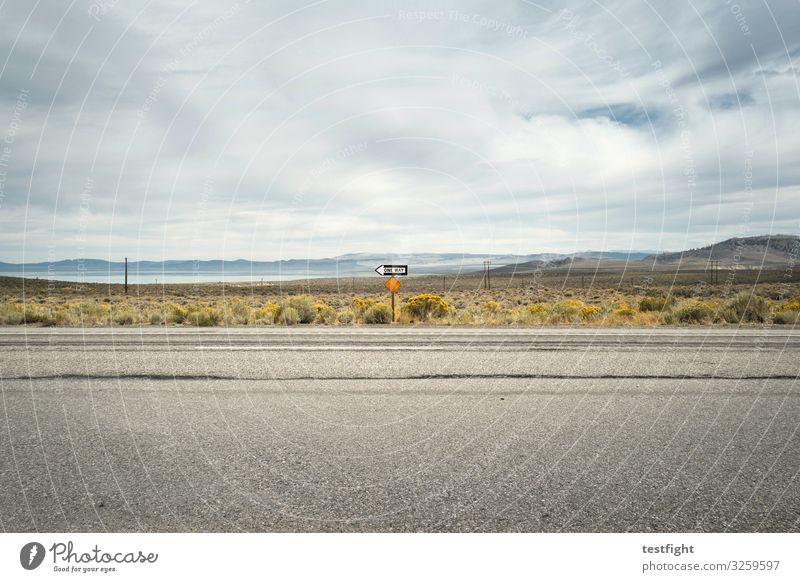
1 327 798 532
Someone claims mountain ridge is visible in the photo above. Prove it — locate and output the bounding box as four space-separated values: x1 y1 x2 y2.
643 234 799 266
1 235 796 277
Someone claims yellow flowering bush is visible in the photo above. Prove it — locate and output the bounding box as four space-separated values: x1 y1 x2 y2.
783 298 800 311
351 297 377 317
403 294 449 320
613 301 635 318
526 303 549 315
675 300 715 323
581 304 601 318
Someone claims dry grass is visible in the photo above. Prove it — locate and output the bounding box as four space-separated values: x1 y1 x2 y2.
1 275 798 327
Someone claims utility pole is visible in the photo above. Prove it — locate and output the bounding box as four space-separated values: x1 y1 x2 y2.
483 260 491 290
708 260 719 284
443 274 446 291
124 257 128 294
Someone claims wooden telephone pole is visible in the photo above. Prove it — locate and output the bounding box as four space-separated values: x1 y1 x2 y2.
124 257 128 294
708 260 719 284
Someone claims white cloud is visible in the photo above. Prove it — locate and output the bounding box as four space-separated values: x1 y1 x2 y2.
1 0 798 261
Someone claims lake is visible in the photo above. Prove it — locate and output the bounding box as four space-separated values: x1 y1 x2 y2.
0 269 357 284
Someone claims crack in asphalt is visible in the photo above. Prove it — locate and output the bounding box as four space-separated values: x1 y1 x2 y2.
4 373 799 381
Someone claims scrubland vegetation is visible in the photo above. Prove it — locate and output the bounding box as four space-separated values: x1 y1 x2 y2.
1 275 798 327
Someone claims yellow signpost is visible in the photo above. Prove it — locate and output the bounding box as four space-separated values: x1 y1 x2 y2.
384 276 400 321
376 265 406 323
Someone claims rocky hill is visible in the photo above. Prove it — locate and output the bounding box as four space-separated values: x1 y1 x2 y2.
644 235 799 267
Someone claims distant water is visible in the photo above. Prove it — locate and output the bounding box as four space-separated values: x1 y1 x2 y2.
0 269 351 284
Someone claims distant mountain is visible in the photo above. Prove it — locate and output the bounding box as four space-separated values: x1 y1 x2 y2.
0 254 540 277
570 251 655 260
0 250 658 278
2 236 794 281
0 253 551 280
491 250 656 273
644 235 799 267
491 235 799 273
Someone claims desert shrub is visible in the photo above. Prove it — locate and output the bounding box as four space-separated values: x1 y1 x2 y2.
11 304 53 325
316 306 338 324
364 303 393 324
253 302 279 324
482 300 501 314
112 307 137 325
25 304 56 327
76 300 109 324
639 296 675 312
453 309 475 324
337 310 355 324
660 311 677 325
675 300 714 323
224 298 252 325
441 311 455 325
35 312 57 326
185 307 220 327
149 311 164 325
351 298 377 318
550 299 586 322
582 304 601 318
613 301 636 318
278 295 315 323
496 310 516 324
783 298 800 311
403 294 449 321
279 306 300 326
0 303 25 325
167 303 188 324
527 303 549 315
516 303 549 325
55 309 82 326
720 292 769 323
505 308 525 324
773 310 800 325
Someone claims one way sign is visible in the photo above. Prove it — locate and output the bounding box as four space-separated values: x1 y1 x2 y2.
374 264 408 276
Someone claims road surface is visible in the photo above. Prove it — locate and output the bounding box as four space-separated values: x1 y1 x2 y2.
0 327 798 532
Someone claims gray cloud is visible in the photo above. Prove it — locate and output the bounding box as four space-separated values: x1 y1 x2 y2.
1 0 798 261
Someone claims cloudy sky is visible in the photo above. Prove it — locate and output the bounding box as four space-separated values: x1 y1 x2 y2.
0 0 798 262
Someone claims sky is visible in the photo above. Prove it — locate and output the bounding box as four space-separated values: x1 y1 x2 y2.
0 0 798 262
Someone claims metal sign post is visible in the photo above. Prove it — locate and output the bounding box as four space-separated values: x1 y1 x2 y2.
384 276 400 322
377 265 406 323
